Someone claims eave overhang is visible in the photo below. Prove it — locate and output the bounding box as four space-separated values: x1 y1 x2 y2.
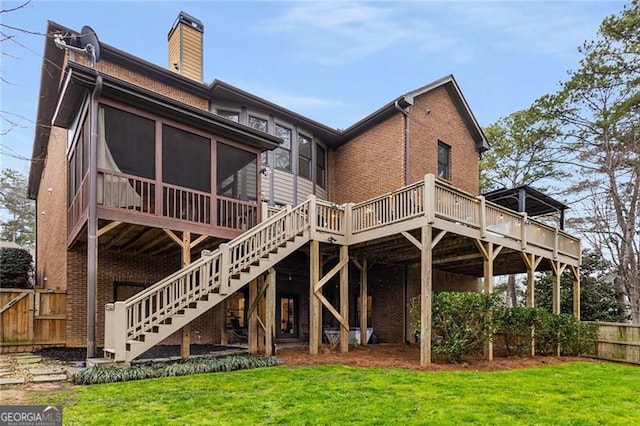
57 61 283 149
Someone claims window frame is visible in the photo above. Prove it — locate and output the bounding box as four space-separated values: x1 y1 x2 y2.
437 140 451 181
274 123 292 172
316 143 327 189
298 133 312 180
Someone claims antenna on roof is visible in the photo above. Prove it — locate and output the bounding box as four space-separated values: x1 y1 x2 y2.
54 26 101 68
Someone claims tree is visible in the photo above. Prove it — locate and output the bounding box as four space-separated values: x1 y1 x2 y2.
0 168 34 246
0 247 33 288
480 107 566 193
535 250 627 322
480 108 568 307
536 0 639 322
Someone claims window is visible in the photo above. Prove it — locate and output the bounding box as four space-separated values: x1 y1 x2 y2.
162 124 211 192
248 116 269 165
101 105 156 179
275 124 292 172
316 145 326 189
217 109 239 122
298 134 312 180
438 141 451 180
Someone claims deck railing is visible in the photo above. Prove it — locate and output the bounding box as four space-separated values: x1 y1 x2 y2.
350 175 580 260
105 198 313 359
352 181 424 233
163 184 211 224
91 169 260 233
316 200 346 234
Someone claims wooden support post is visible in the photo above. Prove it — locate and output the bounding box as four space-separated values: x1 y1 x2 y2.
258 277 266 354
521 252 541 357
249 278 260 354
420 225 433 366
181 232 191 359
360 258 368 346
265 268 276 356
551 260 567 356
339 245 349 353
309 240 321 355
571 266 580 320
483 242 494 362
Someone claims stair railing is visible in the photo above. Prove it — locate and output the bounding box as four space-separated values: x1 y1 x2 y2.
106 198 313 358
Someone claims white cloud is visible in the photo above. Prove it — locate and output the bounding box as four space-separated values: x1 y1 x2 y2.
261 1 610 66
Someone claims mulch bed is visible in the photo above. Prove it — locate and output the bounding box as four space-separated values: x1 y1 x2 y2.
275 344 593 371
34 343 592 371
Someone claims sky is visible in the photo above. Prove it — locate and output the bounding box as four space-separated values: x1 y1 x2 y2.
0 0 628 176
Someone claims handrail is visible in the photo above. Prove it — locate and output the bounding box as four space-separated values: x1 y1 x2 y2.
121 197 313 341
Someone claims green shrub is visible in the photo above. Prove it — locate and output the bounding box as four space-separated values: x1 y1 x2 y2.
73 355 281 385
432 292 501 362
534 311 598 356
494 306 542 356
0 247 33 288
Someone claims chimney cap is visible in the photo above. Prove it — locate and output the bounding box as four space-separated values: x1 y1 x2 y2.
169 11 204 37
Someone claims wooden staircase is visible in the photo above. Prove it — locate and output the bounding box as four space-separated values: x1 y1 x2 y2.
103 200 312 362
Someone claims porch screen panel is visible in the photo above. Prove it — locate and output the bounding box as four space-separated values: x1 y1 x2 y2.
102 105 155 179
217 143 257 200
162 125 211 192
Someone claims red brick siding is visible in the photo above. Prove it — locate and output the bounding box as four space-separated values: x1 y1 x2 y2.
35 127 68 290
65 249 224 348
409 87 480 195
329 114 405 204
73 57 208 110
368 265 405 343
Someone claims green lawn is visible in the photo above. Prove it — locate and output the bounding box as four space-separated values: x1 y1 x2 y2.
29 362 640 425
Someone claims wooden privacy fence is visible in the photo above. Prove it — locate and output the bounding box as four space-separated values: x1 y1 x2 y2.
590 322 640 365
0 288 66 353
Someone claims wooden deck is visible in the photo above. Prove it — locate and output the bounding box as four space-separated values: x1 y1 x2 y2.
103 174 581 364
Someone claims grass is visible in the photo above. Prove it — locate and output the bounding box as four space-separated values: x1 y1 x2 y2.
26 361 640 425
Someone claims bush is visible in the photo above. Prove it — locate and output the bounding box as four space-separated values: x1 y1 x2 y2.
494 307 542 356
73 355 281 385
534 311 598 356
0 247 33 288
431 292 501 362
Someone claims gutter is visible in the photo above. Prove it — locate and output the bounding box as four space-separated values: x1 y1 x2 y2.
87 74 103 359
394 98 412 185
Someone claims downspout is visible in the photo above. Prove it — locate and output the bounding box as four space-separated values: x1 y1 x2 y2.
394 100 410 185
87 74 103 359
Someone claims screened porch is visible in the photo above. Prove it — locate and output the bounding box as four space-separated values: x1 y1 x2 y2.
67 100 263 245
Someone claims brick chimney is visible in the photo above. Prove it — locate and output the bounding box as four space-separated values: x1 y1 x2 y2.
168 11 204 81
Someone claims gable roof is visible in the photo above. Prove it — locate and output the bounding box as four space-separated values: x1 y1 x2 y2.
29 20 490 197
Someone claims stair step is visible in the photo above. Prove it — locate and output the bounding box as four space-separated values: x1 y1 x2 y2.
161 318 172 325
151 326 159 333
200 295 209 301
188 302 197 308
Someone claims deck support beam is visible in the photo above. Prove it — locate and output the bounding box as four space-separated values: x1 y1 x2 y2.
521 252 542 356
181 232 191 359
550 260 568 356
265 268 276 356
352 257 369 346
309 240 321 355
249 278 260 354
339 245 349 353
476 240 502 362
570 266 580 320
420 225 434 366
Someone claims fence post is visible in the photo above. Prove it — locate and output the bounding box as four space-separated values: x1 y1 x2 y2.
308 195 317 240
219 244 230 295
423 174 435 224
105 302 127 362
478 196 486 239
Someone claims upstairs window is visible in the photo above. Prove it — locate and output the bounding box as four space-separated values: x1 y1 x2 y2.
217 109 239 122
316 145 326 189
275 124 292 172
248 115 269 165
438 141 451 181
298 133 312 180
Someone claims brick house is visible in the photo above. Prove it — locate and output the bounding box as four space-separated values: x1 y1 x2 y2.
28 13 581 364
